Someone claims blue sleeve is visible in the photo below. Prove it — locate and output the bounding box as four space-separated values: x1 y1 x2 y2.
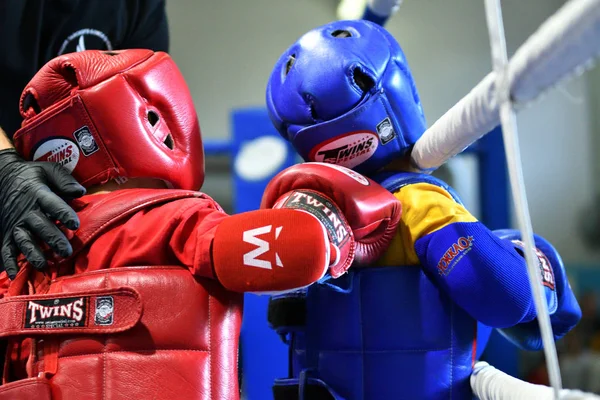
414 221 537 328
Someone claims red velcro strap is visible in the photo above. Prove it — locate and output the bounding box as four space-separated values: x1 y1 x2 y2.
0 377 52 400
0 287 142 337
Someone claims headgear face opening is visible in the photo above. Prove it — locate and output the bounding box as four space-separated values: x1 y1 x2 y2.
14 49 205 191
266 20 426 174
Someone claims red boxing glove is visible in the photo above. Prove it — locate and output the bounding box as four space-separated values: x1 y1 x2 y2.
261 162 402 277
212 209 335 293
210 163 401 293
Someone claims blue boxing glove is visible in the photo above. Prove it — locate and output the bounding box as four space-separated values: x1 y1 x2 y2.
493 229 581 350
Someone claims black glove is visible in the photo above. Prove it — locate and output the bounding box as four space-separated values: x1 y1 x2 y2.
0 149 86 279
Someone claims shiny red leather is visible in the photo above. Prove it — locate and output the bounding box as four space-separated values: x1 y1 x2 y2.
0 190 243 400
261 162 402 277
13 49 205 191
0 378 52 400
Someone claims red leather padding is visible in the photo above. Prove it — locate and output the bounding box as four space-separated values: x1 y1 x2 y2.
0 377 52 400
31 267 243 400
0 190 243 399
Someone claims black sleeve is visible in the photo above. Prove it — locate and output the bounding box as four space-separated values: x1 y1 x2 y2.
122 0 169 52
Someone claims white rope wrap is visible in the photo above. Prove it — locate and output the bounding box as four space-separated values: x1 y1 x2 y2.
410 0 600 172
471 362 600 400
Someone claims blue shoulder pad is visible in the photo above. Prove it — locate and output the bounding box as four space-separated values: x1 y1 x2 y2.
371 171 464 206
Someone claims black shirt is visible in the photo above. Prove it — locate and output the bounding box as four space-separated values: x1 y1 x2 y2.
0 0 169 138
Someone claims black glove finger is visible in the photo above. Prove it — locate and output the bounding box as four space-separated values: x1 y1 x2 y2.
24 210 73 258
1 239 19 280
36 188 81 231
13 225 47 270
40 163 86 199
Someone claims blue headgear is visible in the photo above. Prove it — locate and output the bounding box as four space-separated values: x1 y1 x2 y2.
266 20 426 175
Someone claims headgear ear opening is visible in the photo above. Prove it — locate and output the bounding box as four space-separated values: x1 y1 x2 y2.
331 29 353 38
352 67 375 93
285 54 296 75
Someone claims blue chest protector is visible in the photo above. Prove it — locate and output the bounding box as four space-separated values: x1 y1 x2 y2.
268 172 493 400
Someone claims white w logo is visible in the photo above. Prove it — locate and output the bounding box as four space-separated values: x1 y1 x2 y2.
243 225 283 269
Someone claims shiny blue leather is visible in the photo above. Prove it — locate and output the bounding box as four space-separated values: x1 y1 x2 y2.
266 20 426 175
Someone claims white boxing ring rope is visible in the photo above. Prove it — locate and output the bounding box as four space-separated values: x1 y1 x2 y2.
403 0 600 398
483 0 563 397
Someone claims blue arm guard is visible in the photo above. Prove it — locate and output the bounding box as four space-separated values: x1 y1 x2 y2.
415 221 545 328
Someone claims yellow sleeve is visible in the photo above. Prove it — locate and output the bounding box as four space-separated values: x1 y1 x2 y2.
374 182 478 266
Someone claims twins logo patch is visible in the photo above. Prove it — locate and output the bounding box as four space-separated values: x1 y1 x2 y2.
376 117 396 145
73 126 99 157
311 132 378 169
33 138 80 172
437 236 475 276
95 296 114 326
283 190 350 247
25 297 87 329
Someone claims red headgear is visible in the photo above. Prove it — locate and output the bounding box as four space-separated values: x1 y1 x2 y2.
13 49 204 190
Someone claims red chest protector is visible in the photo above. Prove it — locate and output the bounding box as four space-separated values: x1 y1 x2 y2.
0 189 243 400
